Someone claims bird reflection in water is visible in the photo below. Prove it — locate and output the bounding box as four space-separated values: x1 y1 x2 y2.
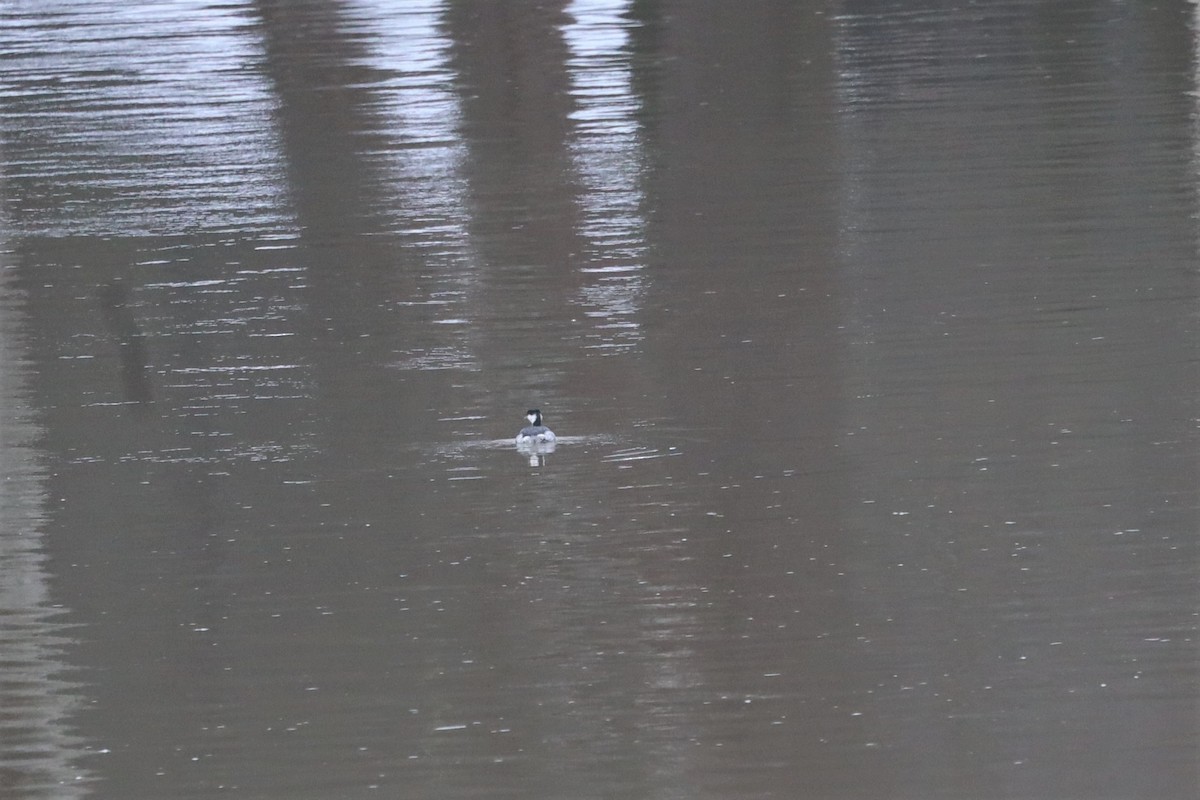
99 279 153 413
516 439 555 467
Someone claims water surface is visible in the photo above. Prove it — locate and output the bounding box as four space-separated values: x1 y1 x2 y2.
1 1 1196 798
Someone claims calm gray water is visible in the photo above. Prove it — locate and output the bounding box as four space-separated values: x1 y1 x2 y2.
1 1 1196 798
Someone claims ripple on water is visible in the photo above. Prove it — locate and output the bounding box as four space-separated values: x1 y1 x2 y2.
1 3 292 236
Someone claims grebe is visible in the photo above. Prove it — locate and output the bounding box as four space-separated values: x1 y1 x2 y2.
516 409 555 444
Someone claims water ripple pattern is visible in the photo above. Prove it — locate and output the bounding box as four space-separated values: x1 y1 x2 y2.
0 254 91 797
562 0 648 354
1 0 292 236
347 0 481 371
56 239 316 467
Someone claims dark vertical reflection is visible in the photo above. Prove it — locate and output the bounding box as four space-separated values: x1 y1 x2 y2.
443 0 583 390
634 1 855 795
249 0 467 450
445 0 577 242
98 280 153 409
253 0 388 239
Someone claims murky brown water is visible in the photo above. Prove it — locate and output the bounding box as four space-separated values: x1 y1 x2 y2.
1 1 1196 798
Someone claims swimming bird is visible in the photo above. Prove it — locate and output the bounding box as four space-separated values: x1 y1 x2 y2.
516 409 556 444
